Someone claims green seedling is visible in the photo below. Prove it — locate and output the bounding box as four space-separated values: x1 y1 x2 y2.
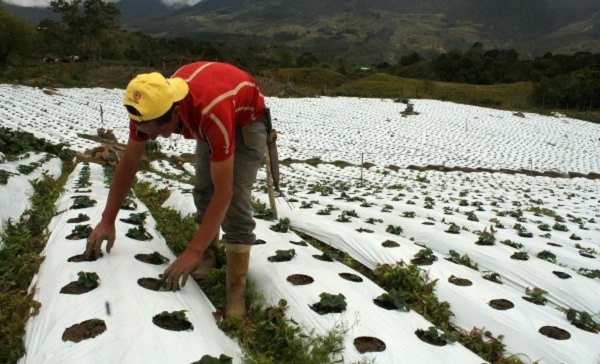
77 271 100 288
310 293 347 314
537 250 557 263
403 211 416 218
68 224 93 239
365 217 383 224
500 239 523 249
563 308 600 331
120 212 149 226
148 252 169 265
121 198 138 210
86 319 104 330
70 196 97 209
511 251 529 261
447 250 479 271
269 218 290 232
386 225 403 235
415 326 456 345
553 223 569 232
524 287 548 305
537 223 552 232
299 201 313 209
375 289 410 312
445 223 461 234
475 232 496 246
414 248 438 262
126 225 153 241
268 249 296 262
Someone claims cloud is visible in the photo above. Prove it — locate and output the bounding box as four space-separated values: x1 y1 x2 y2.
3 0 203 7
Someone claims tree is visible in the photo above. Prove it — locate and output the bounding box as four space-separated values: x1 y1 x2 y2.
0 7 35 65
48 0 120 60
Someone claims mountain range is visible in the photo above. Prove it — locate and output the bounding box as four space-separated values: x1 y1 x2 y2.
3 0 600 63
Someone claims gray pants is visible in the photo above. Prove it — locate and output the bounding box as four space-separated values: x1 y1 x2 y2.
193 120 267 245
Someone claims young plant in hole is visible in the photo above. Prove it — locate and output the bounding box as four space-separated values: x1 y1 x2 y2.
414 248 438 262
416 326 456 345
524 287 548 305
500 239 523 249
536 250 557 263
69 224 93 239
149 252 169 265
447 250 479 271
269 249 296 262
121 197 138 210
299 201 313 209
476 231 496 246
126 225 153 240
270 217 290 233
157 310 188 322
311 293 347 314
77 271 100 289
386 225 403 235
375 289 410 312
251 199 276 221
365 217 383 224
70 196 97 209
445 223 461 234
561 308 600 331
120 211 149 225
511 251 529 261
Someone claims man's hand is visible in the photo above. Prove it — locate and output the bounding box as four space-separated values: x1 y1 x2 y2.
85 220 116 259
162 248 203 291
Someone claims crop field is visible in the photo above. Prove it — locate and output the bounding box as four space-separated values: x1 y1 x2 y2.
0 84 599 364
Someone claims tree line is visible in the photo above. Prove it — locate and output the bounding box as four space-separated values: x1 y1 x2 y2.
1 0 599 111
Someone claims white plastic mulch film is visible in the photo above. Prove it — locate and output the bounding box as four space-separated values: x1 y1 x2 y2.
20 163 242 364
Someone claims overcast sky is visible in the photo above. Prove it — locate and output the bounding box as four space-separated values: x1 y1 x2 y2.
4 0 203 7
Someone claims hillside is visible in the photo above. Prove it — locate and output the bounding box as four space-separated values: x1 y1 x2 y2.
3 0 600 63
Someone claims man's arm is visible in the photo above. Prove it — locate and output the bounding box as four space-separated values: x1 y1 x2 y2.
162 155 234 290
85 138 146 259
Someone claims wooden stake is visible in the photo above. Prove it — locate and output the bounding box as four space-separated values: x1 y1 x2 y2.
265 151 278 219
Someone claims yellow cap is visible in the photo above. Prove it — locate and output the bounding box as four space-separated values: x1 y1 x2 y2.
123 72 189 122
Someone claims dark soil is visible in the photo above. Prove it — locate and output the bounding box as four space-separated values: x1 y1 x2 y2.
68 253 102 262
119 217 143 226
339 273 363 282
67 214 90 223
74 189 92 193
254 239 266 245
138 278 165 291
539 326 571 340
422 222 435 225
410 257 434 266
522 297 546 306
289 240 308 246
415 329 447 346
482 275 503 284
353 336 386 353
267 254 295 262
286 274 314 286
66 233 89 240
579 251 596 258
572 322 599 334
310 302 346 315
152 314 193 331
448 275 473 286
547 242 562 247
373 298 396 310
488 299 514 310
312 254 334 262
135 253 170 265
60 281 97 294
62 319 106 343
126 231 153 241
356 227 374 233
553 271 572 279
382 240 400 248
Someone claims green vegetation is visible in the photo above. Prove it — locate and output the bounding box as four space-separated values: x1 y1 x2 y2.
447 250 479 271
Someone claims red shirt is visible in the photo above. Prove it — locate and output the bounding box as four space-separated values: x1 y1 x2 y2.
129 62 266 162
